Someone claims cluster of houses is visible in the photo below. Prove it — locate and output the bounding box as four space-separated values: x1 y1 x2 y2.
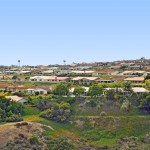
28 75 145 85
1 57 150 104
1 79 150 105
4 86 150 105
0 74 146 85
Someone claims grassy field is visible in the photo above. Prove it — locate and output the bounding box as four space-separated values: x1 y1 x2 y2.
23 105 41 116
10 105 150 148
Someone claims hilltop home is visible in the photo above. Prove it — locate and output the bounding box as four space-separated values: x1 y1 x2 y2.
72 77 98 85
27 87 52 95
92 70 119 76
0 84 29 92
71 70 94 76
121 71 146 76
124 76 145 84
104 87 149 95
29 76 69 83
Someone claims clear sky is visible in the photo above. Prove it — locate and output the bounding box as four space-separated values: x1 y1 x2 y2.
0 0 150 66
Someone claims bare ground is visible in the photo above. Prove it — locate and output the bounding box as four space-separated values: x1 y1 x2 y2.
0 122 47 148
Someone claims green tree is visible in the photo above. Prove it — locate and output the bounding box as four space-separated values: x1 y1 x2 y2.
12 75 18 81
40 102 71 123
53 84 69 96
0 97 24 122
123 81 132 91
140 95 150 112
88 84 103 97
104 89 116 100
66 81 73 89
0 108 5 121
73 86 85 97
145 79 150 89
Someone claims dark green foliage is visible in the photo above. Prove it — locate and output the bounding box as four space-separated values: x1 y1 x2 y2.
40 102 71 123
73 86 85 97
12 75 18 80
47 137 77 150
140 95 150 112
63 97 76 104
29 95 53 110
12 91 26 97
146 74 150 80
5 114 23 122
123 81 132 91
86 99 98 107
105 89 116 100
29 135 39 144
0 97 24 122
36 98 52 111
53 84 69 96
88 84 103 97
56 97 76 105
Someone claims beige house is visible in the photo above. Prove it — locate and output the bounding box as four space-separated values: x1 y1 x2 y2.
6 96 28 104
30 76 68 83
72 77 98 85
93 70 119 76
121 71 146 76
124 77 145 84
132 87 149 93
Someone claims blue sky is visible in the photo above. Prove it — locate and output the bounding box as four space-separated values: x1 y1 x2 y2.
0 0 150 66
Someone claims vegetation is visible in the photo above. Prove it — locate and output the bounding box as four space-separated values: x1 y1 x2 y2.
88 84 103 97
40 102 71 123
73 86 85 97
29 135 39 144
47 137 77 150
1 79 150 149
0 97 24 122
53 83 69 96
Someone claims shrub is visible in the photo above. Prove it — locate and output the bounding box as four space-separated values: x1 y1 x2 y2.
47 137 77 150
29 135 39 145
100 111 107 116
40 102 71 123
6 115 23 122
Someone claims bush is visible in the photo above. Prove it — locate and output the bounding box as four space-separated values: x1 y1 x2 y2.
40 102 71 123
47 137 77 150
0 97 24 122
100 111 107 116
6 115 23 122
29 135 39 145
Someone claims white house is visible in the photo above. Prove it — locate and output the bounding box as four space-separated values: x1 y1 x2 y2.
27 87 49 95
69 87 89 95
132 87 149 93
